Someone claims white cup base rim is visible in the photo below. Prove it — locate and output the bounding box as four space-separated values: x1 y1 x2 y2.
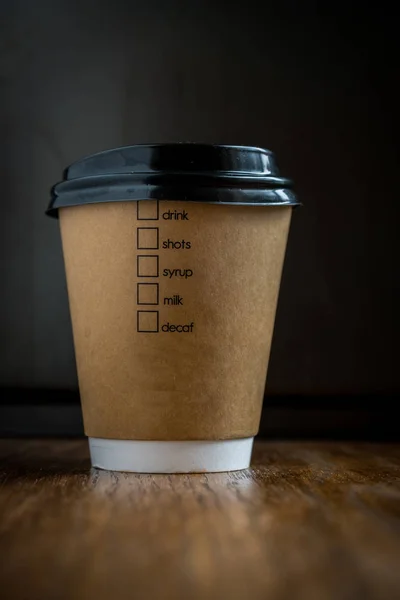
89 437 254 473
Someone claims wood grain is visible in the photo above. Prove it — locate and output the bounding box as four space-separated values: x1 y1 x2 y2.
1 440 400 600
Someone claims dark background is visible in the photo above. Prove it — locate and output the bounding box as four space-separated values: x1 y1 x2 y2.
0 0 398 438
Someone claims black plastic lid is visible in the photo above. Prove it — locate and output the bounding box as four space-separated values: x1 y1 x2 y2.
47 143 299 217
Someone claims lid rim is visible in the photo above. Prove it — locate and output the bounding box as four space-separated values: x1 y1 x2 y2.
47 183 298 218
56 172 293 189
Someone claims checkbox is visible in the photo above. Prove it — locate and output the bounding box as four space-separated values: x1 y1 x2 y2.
137 200 159 220
137 283 159 305
137 227 159 250
137 255 159 277
137 310 159 333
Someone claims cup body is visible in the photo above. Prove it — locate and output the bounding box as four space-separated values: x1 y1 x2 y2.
59 200 291 470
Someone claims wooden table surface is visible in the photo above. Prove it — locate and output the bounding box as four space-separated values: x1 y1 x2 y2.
1 440 400 600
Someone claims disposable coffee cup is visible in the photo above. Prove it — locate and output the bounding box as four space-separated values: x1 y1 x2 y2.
47 144 299 473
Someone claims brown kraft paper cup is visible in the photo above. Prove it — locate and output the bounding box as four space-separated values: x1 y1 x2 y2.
48 144 299 472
